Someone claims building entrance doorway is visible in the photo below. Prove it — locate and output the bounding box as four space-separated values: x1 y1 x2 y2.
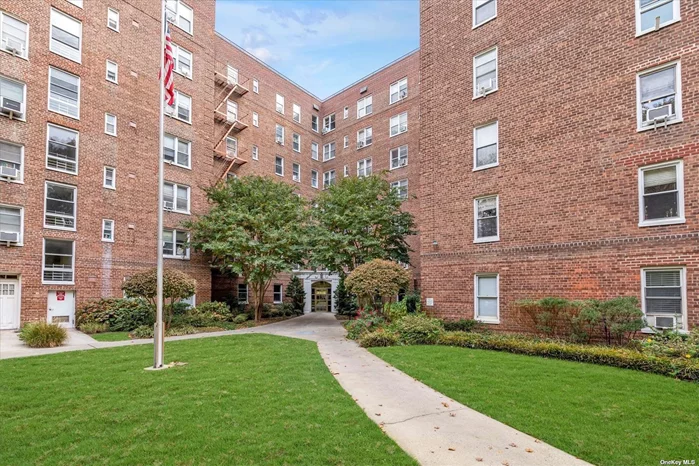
311 281 331 312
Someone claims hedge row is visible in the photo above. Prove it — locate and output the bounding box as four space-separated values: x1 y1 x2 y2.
437 332 699 382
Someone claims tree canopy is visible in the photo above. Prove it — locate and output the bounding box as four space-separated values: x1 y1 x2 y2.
121 268 196 328
345 259 411 310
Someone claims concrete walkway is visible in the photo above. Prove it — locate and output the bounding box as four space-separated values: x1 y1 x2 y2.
1 314 590 466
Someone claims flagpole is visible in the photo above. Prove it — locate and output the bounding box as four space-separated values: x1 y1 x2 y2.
154 0 166 369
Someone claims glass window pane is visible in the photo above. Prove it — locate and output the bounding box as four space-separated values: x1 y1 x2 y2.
640 67 675 101
478 297 498 317
478 276 497 297
644 191 678 220
641 2 675 31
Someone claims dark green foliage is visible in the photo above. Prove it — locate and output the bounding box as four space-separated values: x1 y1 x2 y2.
18 322 67 348
76 298 153 332
393 315 444 345
193 301 233 321
285 276 306 313
597 297 645 345
404 289 421 314
334 275 358 316
641 328 699 359
344 309 386 340
359 330 398 348
233 314 249 324
442 319 482 332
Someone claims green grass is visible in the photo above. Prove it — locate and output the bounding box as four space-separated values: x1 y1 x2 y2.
0 335 415 466
89 331 131 342
371 345 699 466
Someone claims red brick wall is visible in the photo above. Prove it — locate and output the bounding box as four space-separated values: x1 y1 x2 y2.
419 0 698 329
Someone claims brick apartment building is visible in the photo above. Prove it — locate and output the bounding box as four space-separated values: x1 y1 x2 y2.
0 0 420 328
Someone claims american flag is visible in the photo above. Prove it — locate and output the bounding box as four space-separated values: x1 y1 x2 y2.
161 24 175 106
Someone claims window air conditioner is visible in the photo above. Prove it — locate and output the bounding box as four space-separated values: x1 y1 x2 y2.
322 127 330 134
275 137 283 144
399 159 408 167
400 89 408 99
165 11 177 23
653 315 676 329
0 166 18 179
3 37 23 56
1 97 23 119
163 201 174 210
0 231 19 243
357 141 365 148
399 124 407 132
645 104 673 124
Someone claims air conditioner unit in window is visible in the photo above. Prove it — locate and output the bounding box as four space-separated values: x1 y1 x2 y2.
165 11 177 23
645 104 673 124
0 166 18 179
357 141 365 148
0 231 19 244
322 127 330 134
3 37 24 56
653 315 676 329
1 97 23 119
399 124 407 132
163 201 174 211
399 159 408 167
400 89 408 99
275 137 283 144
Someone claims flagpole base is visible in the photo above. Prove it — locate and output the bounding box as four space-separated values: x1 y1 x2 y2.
144 361 187 371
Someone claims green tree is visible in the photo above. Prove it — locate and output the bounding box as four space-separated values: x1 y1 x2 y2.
334 275 358 316
285 275 306 313
186 176 309 322
310 175 416 273
345 259 411 311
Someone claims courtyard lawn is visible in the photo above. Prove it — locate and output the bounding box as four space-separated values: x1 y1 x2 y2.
89 331 130 342
0 335 415 466
371 346 699 466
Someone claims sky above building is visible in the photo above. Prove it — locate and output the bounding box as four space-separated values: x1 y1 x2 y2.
215 0 420 100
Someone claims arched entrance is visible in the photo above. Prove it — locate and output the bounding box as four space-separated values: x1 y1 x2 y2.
311 281 331 312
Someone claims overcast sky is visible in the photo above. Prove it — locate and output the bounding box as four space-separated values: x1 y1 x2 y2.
215 0 420 99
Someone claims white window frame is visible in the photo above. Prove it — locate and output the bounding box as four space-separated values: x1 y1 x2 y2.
473 0 497 28
0 74 27 121
635 0 680 36
275 124 285 145
323 170 336 189
276 93 285 114
107 8 119 32
293 103 301 123
311 142 319 160
473 47 498 99
48 67 81 120
0 139 24 183
638 159 684 227
474 195 499 243
391 179 408 200
102 219 114 242
162 228 190 259
252 78 259 93
166 0 194 35
0 11 30 59
273 284 283 303
344 165 349 177
42 238 75 285
275 156 284 176
44 181 77 231
163 182 190 214
390 145 408 170
357 95 373 119
389 77 408 104
343 136 349 149
46 123 79 175
103 166 116 189
311 169 318 189
237 283 249 304
226 65 238 85
251 145 259 160
357 158 372 178
323 142 336 161
473 121 499 170
172 43 193 79
163 133 191 169
323 114 335 133
105 60 118 84
636 61 682 132
357 127 373 148
292 133 301 152
343 106 349 119
252 112 259 127
641 266 687 331
292 162 301 182
0 203 24 246
311 115 319 132
104 113 117 136
49 8 82 63
474 273 500 323
167 90 191 124
390 112 408 137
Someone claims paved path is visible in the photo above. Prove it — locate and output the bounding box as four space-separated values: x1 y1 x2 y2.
1 314 590 466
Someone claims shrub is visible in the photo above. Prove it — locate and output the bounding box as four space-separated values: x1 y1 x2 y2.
76 298 153 332
19 322 67 348
344 309 386 340
436 331 699 382
394 315 444 345
79 322 108 334
642 329 699 359
597 297 645 345
404 289 422 314
517 297 581 337
359 330 399 348
233 313 249 324
280 302 298 316
285 276 306 313
261 303 273 318
130 325 154 339
193 301 233 321
384 300 407 322
345 259 411 310
442 319 481 332
334 276 358 317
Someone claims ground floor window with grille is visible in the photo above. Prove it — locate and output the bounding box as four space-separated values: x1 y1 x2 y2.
163 228 189 259
474 195 498 242
639 160 684 226
475 274 499 323
43 238 74 283
238 283 248 304
273 284 283 303
642 268 686 330
391 179 408 200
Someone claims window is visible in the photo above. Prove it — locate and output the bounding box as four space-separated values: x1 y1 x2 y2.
473 0 497 27
237 284 248 304
311 115 319 132
292 163 301 182
292 133 301 152
293 103 301 123
273 284 283 303
107 8 119 31
391 179 408 200
275 124 284 145
636 0 680 35
226 65 238 85
50 8 81 62
163 228 189 259
323 114 335 132
323 142 336 161
343 136 349 148
252 112 259 127
43 239 74 283
102 219 114 242
357 127 372 148
474 121 498 169
343 106 349 119
103 166 115 189
357 158 372 177
104 113 117 136
251 145 259 160
0 74 26 120
67 0 83 7
45 182 76 230
165 0 193 34
638 160 684 226
390 78 408 104
390 112 408 136
105 60 118 83
311 169 318 189
475 274 499 323
0 11 29 58
642 268 686 330
276 94 284 114
474 195 499 242
163 182 190 213
357 95 373 118
275 156 284 176
252 78 259 93
0 140 23 182
344 165 349 177
224 101 238 123
46 124 78 174
167 90 191 123
311 142 319 160
474 47 498 97
48 67 80 119
637 62 682 130
226 137 237 158
163 134 191 168
0 205 22 244
323 170 336 189
172 43 192 78
390 145 408 169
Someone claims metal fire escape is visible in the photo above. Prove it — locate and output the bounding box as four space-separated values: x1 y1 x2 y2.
214 66 249 180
